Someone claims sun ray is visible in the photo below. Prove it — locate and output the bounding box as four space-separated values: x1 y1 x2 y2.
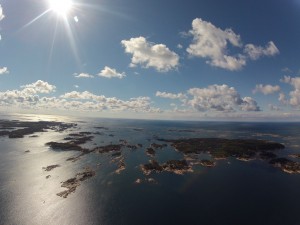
63 17 82 69
19 0 83 70
47 18 59 68
20 9 51 30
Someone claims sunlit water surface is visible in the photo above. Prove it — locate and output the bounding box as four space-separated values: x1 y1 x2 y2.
0 114 300 225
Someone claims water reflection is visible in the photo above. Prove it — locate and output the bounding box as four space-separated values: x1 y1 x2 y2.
0 114 300 225
0 122 97 225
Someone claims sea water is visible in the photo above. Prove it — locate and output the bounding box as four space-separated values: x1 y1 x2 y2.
0 114 300 225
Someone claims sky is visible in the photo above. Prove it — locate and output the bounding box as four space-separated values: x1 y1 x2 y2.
0 0 300 121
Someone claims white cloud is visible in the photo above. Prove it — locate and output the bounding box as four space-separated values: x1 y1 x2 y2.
0 5 5 21
280 76 300 89
253 84 281 95
0 80 56 107
186 84 260 112
0 81 161 114
74 85 79 89
21 80 56 94
155 91 186 100
60 91 160 112
74 73 94 78
98 66 126 79
60 91 106 101
280 76 300 107
186 18 279 71
186 18 246 71
0 67 9 75
278 92 288 105
73 67 125 79
240 97 260 112
121 36 179 72
244 41 279 60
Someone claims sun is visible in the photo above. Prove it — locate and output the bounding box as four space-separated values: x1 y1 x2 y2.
49 0 73 16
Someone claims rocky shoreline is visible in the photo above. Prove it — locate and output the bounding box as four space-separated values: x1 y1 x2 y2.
141 159 193 175
155 137 300 174
57 167 96 198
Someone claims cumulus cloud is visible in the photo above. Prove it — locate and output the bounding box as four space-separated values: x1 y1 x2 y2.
74 73 94 78
280 76 300 107
0 67 9 75
0 80 56 107
186 18 279 71
121 36 179 72
186 18 246 71
155 91 186 100
21 80 56 94
98 66 126 79
61 91 106 101
278 92 288 105
280 76 300 89
240 97 260 112
244 41 279 60
253 84 281 95
73 67 125 79
60 91 160 112
0 81 161 113
0 5 4 21
186 84 260 112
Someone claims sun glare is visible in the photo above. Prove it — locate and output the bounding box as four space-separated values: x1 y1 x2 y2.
49 0 73 16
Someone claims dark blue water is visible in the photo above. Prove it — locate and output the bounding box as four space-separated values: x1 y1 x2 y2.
0 115 300 225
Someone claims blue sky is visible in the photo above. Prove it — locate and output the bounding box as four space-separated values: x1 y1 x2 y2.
0 0 300 120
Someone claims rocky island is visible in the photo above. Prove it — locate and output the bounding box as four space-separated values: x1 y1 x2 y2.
141 159 193 175
200 159 216 167
155 137 300 174
43 164 60 171
157 138 285 159
146 148 156 157
0 120 76 138
57 167 96 198
269 158 300 174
